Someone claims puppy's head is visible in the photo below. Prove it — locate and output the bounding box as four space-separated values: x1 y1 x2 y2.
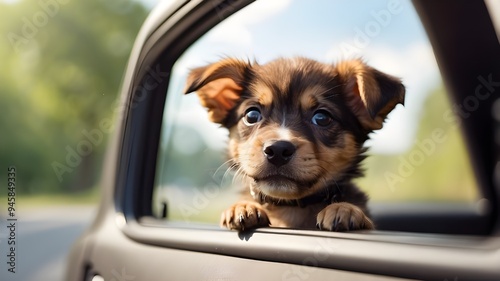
185 57 404 200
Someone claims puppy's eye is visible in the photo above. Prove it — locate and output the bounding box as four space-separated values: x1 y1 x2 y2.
312 110 333 127
243 108 262 126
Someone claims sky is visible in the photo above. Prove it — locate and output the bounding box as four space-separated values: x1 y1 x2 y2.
165 0 442 155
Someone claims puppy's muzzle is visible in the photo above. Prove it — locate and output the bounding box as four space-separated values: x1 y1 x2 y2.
263 140 296 167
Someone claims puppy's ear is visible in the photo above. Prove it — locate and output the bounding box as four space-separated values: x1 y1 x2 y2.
336 59 405 131
184 58 250 124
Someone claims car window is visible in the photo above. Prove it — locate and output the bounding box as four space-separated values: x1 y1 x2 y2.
152 0 479 224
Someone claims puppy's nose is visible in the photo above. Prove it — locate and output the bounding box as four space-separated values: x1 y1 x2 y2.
263 141 296 167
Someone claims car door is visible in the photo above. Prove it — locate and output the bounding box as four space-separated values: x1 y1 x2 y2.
66 1 500 280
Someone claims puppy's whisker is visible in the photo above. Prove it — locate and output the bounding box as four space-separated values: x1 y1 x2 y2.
221 165 237 186
230 168 239 186
236 166 245 180
232 166 247 186
218 160 241 186
213 159 234 179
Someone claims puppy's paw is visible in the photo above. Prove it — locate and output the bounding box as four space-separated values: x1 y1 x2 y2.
220 201 270 231
316 202 374 231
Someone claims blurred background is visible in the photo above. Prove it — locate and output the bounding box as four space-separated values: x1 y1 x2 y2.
0 0 155 200
0 0 157 280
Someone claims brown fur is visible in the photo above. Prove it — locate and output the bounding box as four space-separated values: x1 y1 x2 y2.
184 57 405 231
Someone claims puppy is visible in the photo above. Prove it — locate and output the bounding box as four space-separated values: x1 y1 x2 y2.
184 57 404 231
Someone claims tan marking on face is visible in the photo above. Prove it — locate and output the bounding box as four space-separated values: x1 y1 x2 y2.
250 83 274 107
306 133 359 193
299 85 327 111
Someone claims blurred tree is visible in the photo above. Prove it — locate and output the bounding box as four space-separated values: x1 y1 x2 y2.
0 0 149 194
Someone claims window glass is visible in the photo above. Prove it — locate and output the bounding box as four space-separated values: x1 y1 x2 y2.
153 0 478 223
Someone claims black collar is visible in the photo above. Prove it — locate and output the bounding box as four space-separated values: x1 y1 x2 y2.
254 188 340 208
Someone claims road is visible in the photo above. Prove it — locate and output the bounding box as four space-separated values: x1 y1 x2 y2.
0 205 97 281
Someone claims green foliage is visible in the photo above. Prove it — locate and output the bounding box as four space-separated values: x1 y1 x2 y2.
0 0 149 194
